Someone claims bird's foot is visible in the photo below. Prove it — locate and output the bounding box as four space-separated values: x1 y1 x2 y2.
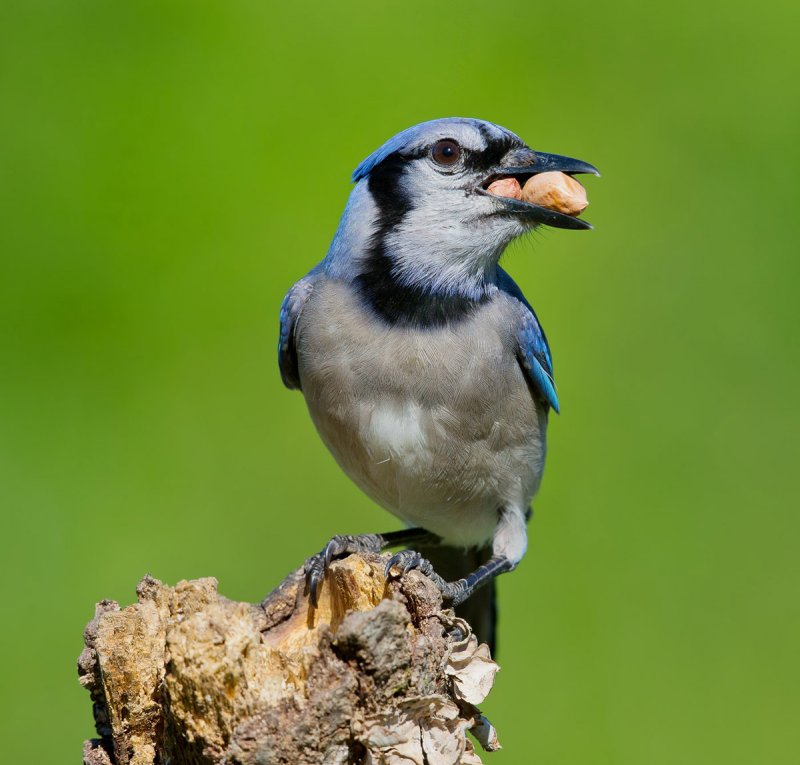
384 549 439 578
384 549 466 602
305 528 438 606
385 551 514 607
305 533 386 607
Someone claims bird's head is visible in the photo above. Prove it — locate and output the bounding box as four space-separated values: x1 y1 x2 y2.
325 117 598 302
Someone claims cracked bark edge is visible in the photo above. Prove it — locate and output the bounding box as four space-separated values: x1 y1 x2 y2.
78 552 501 765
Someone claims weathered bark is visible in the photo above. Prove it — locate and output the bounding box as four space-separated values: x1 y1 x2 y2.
78 553 501 765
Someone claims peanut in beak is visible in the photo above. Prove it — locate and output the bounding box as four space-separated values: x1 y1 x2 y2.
487 171 588 217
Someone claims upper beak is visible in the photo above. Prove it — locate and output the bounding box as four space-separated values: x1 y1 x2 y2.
478 149 600 230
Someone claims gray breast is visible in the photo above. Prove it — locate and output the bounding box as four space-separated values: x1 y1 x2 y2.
295 279 547 547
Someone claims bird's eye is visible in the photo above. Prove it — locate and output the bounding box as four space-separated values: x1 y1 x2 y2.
431 139 461 167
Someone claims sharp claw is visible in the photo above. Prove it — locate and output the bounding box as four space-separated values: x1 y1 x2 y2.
384 553 403 578
306 553 328 609
384 550 427 580
307 532 408 605
307 568 320 608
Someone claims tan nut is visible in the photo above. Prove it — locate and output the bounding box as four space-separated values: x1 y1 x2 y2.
521 172 588 216
485 177 522 200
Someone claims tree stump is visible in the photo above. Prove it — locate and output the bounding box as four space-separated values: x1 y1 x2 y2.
78 552 501 765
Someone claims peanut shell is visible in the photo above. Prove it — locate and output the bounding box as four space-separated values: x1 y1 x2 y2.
521 172 588 216
486 177 522 200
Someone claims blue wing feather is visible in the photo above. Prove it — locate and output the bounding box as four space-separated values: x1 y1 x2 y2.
278 269 319 390
497 268 559 413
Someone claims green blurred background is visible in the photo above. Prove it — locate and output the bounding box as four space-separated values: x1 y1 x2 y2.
1 0 798 762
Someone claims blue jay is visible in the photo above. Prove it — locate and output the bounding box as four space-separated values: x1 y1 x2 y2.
279 118 597 641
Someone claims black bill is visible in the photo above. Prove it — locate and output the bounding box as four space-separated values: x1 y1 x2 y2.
479 149 599 230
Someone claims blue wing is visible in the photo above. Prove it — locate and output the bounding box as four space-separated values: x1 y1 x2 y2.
497 268 559 414
278 270 318 390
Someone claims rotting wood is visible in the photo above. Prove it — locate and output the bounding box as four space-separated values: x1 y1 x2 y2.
78 552 501 765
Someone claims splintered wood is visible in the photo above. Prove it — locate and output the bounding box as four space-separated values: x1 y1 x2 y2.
79 553 501 765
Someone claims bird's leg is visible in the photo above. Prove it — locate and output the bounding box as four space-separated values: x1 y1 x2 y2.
305 527 440 606
385 506 527 606
436 555 515 605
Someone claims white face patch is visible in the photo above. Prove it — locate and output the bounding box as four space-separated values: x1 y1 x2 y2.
385 192 526 297
378 126 529 298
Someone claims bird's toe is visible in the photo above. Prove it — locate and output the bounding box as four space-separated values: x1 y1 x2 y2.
305 554 326 607
384 549 435 578
306 533 388 606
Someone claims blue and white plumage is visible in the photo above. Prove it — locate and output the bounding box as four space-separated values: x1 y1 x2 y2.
278 118 597 639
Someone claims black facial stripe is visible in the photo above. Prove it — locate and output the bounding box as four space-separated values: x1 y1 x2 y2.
366 153 414 231
358 152 489 328
464 129 519 173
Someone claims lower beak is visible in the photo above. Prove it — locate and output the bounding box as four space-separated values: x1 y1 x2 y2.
478 150 599 230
